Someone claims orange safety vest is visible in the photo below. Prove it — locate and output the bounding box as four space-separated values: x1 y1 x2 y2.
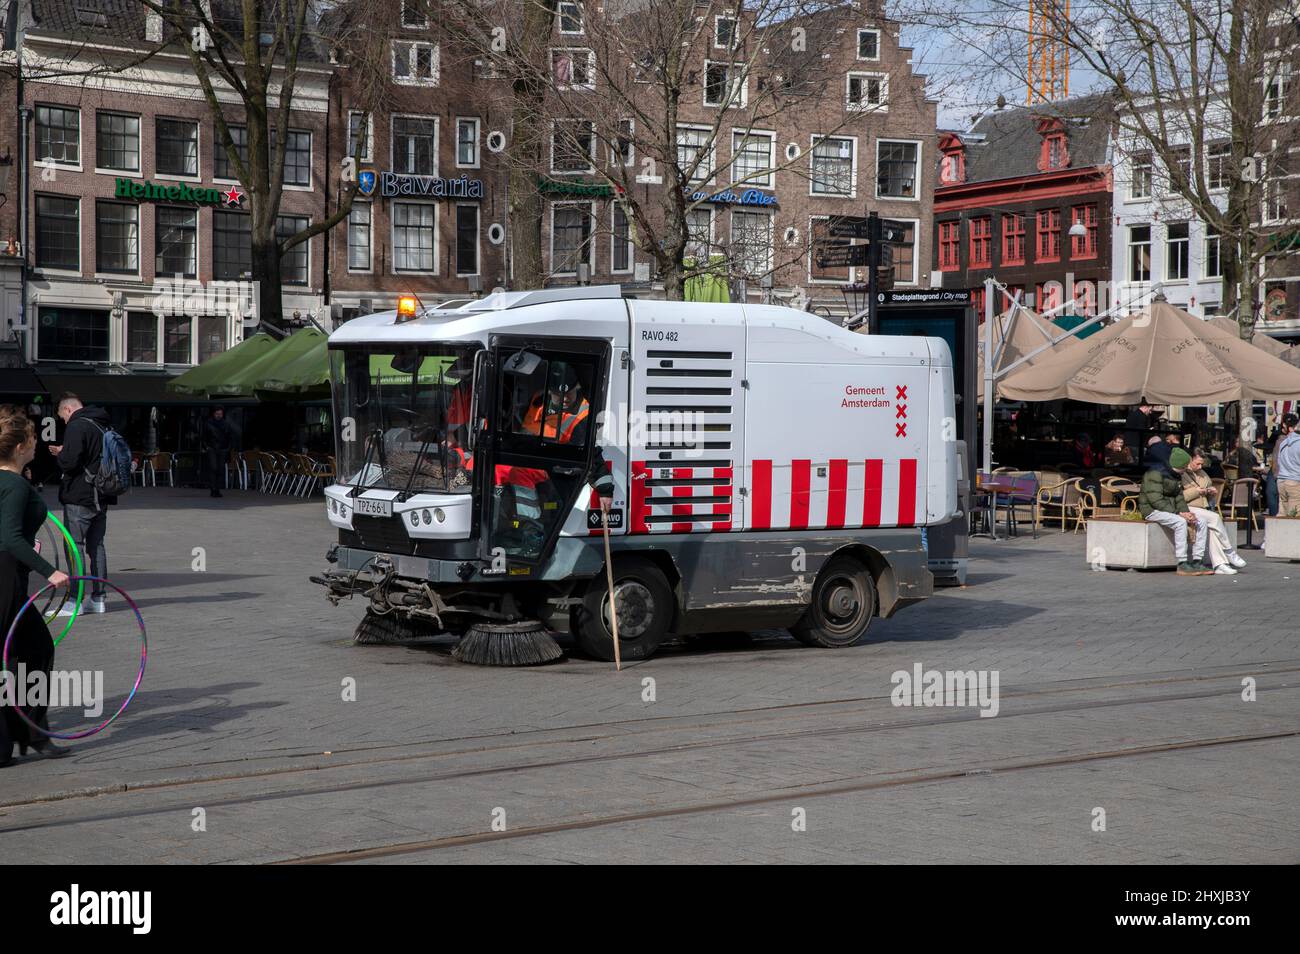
523 397 590 443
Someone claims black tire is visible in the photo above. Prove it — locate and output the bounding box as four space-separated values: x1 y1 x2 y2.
573 558 673 662
791 555 877 648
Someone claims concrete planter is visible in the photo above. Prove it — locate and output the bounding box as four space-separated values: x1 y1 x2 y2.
1085 517 1177 570
1264 517 1300 561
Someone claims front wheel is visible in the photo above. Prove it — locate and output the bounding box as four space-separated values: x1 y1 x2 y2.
573 558 673 661
791 556 877 648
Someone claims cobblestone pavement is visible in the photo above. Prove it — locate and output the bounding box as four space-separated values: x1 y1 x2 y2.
0 488 1296 864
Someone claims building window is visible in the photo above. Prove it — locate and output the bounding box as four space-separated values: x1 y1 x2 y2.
348 203 372 272
276 215 309 285
1075 282 1097 316
685 206 713 262
35 195 79 271
1204 225 1222 278
35 105 79 166
1035 208 1060 262
810 136 854 197
557 0 583 34
1264 165 1290 223
1035 283 1062 313
552 48 595 89
891 223 916 285
156 118 199 177
1207 143 1231 191
279 129 312 186
1128 152 1152 200
392 202 436 272
876 140 918 198
846 72 887 111
393 116 437 176
215 125 248 181
857 28 880 60
552 119 595 174
156 206 197 278
611 118 635 167
968 216 991 269
1166 222 1190 280
213 210 252 280
456 204 479 276
731 130 773 187
95 201 139 274
96 112 139 172
676 125 713 183
714 15 738 49
1070 203 1098 258
703 61 746 107
456 118 480 168
939 152 963 184
612 203 633 273
38 307 109 363
198 317 226 364
127 313 158 364
937 221 959 271
164 315 192 364
393 41 439 85
730 210 771 277
971 286 986 319
1169 146 1192 190
551 203 593 275
1128 225 1151 282
1042 134 1066 171
1265 61 1291 119
401 0 428 28
347 112 373 162
1001 213 1025 265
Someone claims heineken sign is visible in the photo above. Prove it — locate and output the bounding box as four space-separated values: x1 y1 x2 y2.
357 170 485 199
114 177 243 206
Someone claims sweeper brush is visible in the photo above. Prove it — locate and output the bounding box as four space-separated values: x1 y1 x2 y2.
452 620 563 666
353 610 429 645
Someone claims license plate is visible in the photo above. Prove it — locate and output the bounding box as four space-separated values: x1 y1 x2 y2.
355 497 393 518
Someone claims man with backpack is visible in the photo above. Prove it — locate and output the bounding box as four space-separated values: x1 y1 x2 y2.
48 393 123 613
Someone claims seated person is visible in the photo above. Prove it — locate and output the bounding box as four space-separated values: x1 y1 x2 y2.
1103 433 1133 467
1178 446 1245 574
1140 443 1211 576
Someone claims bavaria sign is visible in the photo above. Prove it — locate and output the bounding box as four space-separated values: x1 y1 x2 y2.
358 170 485 199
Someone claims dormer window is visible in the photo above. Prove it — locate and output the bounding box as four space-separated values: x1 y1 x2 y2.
937 132 965 185
1035 117 1069 172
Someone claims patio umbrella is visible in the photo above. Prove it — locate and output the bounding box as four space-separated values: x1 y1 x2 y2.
211 328 328 398
1207 316 1300 368
257 333 330 396
976 305 1078 403
998 299 1300 404
165 332 278 396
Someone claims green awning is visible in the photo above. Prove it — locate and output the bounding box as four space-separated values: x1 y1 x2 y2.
684 255 730 303
258 335 330 395
165 333 279 396
1053 313 1101 340
211 328 328 397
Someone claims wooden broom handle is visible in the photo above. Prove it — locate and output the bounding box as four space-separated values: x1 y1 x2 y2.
600 499 621 672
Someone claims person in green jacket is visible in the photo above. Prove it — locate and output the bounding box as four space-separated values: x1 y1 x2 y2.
1139 442 1211 575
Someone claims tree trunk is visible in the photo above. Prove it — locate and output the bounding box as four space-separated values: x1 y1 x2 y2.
252 233 284 329
506 1 553 289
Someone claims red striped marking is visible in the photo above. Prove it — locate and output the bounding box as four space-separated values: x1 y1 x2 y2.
672 467 693 533
862 459 883 527
826 459 848 529
629 460 649 534
897 458 918 527
789 459 811 529
713 467 732 531
752 459 772 529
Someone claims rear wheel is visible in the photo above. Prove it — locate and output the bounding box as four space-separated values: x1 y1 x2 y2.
573 558 673 661
791 556 877 648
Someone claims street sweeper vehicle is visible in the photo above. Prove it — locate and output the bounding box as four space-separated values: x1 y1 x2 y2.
311 285 959 664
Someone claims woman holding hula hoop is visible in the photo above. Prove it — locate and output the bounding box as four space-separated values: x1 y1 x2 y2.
0 407 71 765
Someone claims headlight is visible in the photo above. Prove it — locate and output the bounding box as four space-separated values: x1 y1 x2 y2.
339 504 348 518
422 509 432 525
433 508 445 523
410 511 419 526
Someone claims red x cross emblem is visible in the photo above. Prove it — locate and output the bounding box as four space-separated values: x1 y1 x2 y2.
896 385 907 400
896 404 907 419
896 423 907 438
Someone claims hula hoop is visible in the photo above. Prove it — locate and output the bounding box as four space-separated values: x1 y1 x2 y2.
2 576 145 740
42 512 85 644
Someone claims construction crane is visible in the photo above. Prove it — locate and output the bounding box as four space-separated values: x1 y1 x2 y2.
1028 0 1069 104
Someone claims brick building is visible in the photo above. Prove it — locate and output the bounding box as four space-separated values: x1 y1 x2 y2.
932 93 1114 321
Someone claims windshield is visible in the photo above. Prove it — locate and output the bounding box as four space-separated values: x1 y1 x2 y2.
330 343 479 494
